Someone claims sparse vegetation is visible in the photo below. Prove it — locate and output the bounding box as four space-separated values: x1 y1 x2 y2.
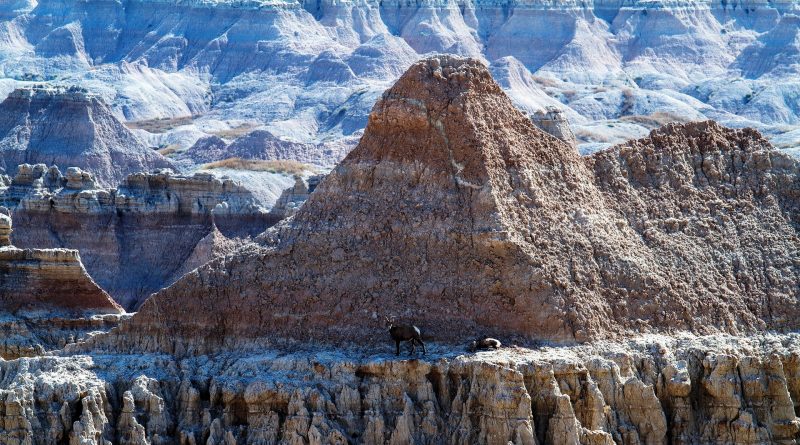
210 123 258 140
201 158 313 176
574 128 612 143
532 76 559 88
620 112 692 129
125 115 198 133
157 144 182 157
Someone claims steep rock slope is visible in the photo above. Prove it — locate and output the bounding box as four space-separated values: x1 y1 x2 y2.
0 165 272 309
100 56 799 355
589 121 800 333
0 87 174 186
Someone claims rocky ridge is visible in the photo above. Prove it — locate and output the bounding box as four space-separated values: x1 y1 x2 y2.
0 165 273 309
183 132 357 168
0 87 175 186
89 56 800 355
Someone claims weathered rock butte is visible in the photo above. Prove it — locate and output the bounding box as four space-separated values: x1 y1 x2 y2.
1 55 800 445
95 55 799 355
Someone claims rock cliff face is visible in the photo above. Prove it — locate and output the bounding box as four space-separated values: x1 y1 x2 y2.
0 212 124 359
4 335 800 444
97 56 799 355
0 87 175 186
0 165 273 309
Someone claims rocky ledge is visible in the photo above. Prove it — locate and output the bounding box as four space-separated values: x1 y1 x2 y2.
4 334 800 444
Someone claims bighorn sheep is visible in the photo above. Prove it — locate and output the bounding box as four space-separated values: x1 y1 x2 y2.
385 316 425 356
468 336 501 352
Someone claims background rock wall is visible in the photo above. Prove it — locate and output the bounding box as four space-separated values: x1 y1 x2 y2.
0 166 274 309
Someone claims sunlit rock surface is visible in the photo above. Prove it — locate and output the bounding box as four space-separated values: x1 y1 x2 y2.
0 212 124 359
89 57 800 355
4 335 800 444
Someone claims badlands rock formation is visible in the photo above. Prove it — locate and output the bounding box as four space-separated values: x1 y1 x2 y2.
0 209 10 247
0 211 124 359
531 107 578 147
1 55 800 445
3 0 800 157
5 334 800 443
0 87 174 186
0 165 272 309
93 56 800 355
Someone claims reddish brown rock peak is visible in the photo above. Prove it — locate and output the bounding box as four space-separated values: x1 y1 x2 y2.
347 55 578 185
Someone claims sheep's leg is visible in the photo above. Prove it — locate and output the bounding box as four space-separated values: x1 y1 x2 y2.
417 338 426 355
409 340 416 355
395 340 400 356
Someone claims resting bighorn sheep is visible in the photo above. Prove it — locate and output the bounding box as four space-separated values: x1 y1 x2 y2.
468 336 502 352
385 316 425 356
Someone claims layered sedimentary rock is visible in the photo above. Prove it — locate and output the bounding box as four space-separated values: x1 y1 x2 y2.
5 0 800 156
0 209 10 246
0 87 175 186
268 174 324 219
0 212 124 359
0 165 272 309
94 56 800 355
5 335 800 444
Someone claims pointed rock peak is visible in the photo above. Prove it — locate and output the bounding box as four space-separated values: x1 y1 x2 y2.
385 55 504 102
345 55 575 186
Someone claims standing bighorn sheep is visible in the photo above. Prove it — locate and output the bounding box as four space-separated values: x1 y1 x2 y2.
385 316 425 356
